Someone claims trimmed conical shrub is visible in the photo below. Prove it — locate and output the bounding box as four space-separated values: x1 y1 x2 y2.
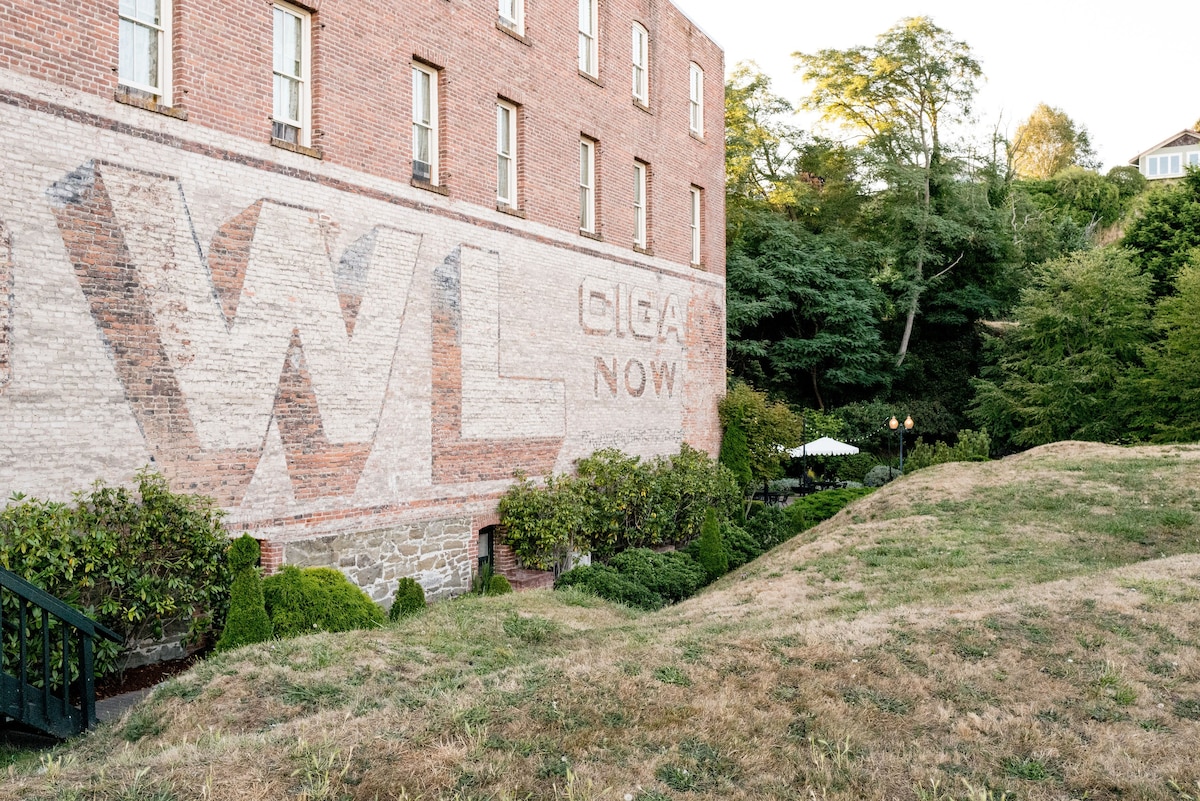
215 535 273 651
696 507 728 583
389 577 427 620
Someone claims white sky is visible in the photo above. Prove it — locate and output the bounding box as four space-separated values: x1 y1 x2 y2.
670 0 1200 171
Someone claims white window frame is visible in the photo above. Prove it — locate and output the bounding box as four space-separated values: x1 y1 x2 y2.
497 100 518 206
631 22 649 105
689 62 704 136
412 64 439 184
633 161 647 248
689 186 701 265
499 0 523 34
1189 152 1200 167
578 0 598 76
118 0 171 101
580 138 596 233
272 2 312 146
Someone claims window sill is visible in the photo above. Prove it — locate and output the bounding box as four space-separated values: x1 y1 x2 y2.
497 203 526 218
689 130 705 143
578 70 603 88
580 230 602 241
114 90 188 120
412 178 449 196
270 137 323 159
633 99 651 114
496 21 531 45
633 244 653 256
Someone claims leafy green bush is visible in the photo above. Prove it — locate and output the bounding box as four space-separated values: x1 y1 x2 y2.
0 470 231 678
720 522 762 570
742 505 794 551
262 566 384 638
828 452 881 483
215 535 272 652
553 564 663 610
607 548 706 604
903 428 991 473
696 508 728 582
500 445 740 569
786 487 875 531
487 574 513 595
388 577 427 621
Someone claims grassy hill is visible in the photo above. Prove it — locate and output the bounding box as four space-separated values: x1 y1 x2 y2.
4 442 1200 801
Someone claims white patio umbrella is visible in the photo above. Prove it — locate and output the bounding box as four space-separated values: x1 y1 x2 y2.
787 436 860 458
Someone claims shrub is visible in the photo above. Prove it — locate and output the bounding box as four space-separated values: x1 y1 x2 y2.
0 470 231 678
696 508 728 582
487 574 513 596
553 564 663 610
864 465 901 487
500 445 739 568
721 522 762 570
787 487 875 531
263 566 384 638
607 548 706 604
828 452 880 483
215 535 272 652
388 577 427 621
743 505 794 551
903 428 991 473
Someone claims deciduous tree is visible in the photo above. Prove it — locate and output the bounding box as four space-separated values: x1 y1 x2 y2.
1009 104 1100 179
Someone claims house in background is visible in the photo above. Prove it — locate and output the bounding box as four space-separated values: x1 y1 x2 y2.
1129 130 1200 179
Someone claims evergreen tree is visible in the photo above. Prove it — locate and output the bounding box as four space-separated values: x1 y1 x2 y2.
696 508 728 583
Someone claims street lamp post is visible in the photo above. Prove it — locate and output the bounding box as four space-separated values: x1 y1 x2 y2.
889 415 914 474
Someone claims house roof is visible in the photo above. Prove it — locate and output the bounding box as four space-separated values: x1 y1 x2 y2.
1128 130 1200 165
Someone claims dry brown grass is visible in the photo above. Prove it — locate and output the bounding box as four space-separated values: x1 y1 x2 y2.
4 443 1200 801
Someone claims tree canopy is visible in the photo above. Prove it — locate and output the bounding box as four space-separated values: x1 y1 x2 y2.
1009 104 1099 179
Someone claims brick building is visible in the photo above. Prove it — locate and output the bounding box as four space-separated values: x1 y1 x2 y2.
0 0 725 601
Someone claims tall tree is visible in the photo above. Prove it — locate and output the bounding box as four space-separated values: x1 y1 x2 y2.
1132 262 1200 442
1009 104 1100 179
796 17 983 366
1121 169 1200 296
970 248 1152 447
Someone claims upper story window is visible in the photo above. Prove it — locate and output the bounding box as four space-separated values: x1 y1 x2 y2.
578 0 597 76
631 23 648 105
633 161 647 248
497 100 518 206
580 138 596 232
499 0 523 34
272 2 311 146
412 64 439 184
1146 152 1199 177
118 0 170 100
689 186 702 265
689 62 704 136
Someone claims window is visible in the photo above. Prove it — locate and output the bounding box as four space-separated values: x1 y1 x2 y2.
689 62 704 135
580 138 596 232
633 162 647 248
118 0 170 100
499 0 523 34
497 101 517 206
1191 152 1200 167
272 3 311 145
689 186 701 265
631 23 648 104
412 64 438 184
578 0 597 76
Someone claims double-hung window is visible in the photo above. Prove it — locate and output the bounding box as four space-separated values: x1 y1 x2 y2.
272 2 311 146
633 162 647 248
499 0 523 33
689 186 702 265
412 64 439 184
689 62 704 136
631 23 648 104
497 101 518 206
578 0 597 76
118 0 170 101
580 139 596 232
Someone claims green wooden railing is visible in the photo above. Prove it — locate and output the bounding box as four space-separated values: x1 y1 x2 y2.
1 567 122 738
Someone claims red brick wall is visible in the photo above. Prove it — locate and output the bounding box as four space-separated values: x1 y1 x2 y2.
1 0 724 274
